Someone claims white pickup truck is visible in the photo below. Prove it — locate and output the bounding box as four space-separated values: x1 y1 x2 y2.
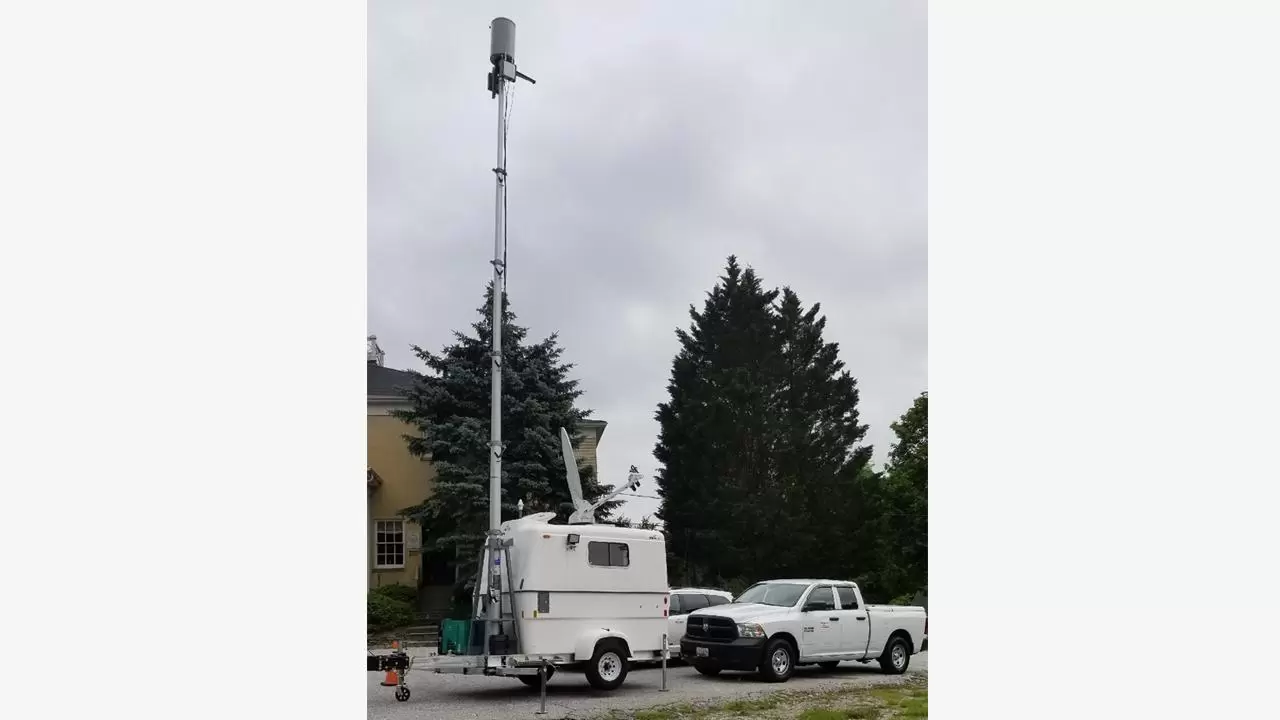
679 579 927 683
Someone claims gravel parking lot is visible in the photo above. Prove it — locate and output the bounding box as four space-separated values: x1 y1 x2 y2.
368 653 928 720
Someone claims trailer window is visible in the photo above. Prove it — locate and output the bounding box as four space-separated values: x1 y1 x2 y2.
587 541 630 567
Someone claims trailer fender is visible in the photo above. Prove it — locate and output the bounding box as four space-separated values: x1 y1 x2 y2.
573 629 632 662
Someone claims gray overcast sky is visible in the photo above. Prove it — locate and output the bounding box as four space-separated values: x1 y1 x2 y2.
369 0 926 522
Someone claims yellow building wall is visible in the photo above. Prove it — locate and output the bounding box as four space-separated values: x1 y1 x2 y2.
367 410 435 589
367 408 603 590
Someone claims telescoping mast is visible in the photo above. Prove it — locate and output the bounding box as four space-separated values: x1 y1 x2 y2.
367 19 667 704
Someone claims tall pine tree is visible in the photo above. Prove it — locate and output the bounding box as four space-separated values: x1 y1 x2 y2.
771 287 873 578
878 392 928 600
655 257 778 587
394 285 620 601
655 258 874 587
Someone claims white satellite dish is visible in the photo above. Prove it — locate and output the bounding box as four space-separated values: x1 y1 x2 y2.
559 426 643 525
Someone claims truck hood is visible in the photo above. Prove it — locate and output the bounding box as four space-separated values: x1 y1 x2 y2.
688 603 795 623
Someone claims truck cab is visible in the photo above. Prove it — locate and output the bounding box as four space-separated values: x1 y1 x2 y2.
679 579 927 683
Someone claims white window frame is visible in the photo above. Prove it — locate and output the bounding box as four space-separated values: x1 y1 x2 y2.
373 518 407 569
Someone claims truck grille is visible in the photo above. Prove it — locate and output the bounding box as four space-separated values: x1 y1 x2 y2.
685 615 737 641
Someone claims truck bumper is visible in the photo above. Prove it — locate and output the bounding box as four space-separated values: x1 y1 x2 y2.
679 637 766 672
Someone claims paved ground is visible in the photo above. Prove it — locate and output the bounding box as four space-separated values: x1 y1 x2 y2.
368 653 927 720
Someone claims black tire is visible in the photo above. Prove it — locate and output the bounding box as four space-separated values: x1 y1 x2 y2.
517 666 555 687
819 661 841 671
758 637 796 683
879 636 911 675
394 687 410 702
585 641 630 691
694 661 721 677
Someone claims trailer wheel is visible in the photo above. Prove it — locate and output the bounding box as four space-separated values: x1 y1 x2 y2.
878 635 911 675
758 637 795 683
585 640 629 691
517 666 555 687
394 687 410 702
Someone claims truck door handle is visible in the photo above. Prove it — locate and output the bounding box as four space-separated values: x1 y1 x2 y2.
855 616 866 621
829 617 840 621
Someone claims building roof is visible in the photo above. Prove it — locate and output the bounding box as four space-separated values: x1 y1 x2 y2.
368 363 418 399
365 350 607 440
580 418 607 442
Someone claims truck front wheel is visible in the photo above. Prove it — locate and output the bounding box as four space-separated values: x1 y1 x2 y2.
758 638 795 683
879 636 911 675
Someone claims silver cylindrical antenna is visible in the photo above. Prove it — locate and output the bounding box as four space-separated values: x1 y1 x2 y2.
490 17 515 63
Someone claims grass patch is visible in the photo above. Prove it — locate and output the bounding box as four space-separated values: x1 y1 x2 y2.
797 709 880 720
632 702 711 720
722 696 784 713
603 679 925 720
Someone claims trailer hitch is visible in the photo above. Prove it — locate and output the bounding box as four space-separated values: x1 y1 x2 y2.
368 649 412 701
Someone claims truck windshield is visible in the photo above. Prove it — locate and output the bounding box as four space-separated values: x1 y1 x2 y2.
735 583 807 607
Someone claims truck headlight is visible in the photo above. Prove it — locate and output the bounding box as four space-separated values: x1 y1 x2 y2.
736 623 766 638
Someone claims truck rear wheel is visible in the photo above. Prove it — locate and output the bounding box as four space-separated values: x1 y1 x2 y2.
758 637 795 683
878 636 911 675
585 640 629 691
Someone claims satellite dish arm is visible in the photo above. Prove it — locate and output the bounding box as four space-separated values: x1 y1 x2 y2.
569 467 644 524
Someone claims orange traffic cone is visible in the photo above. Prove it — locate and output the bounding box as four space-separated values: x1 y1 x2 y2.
381 640 400 686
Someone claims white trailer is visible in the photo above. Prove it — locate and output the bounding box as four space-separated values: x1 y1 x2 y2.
368 429 669 699
469 514 668 686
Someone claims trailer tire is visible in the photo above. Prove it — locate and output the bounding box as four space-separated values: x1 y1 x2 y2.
758 637 795 683
879 635 911 675
694 661 721 677
517 666 555 687
585 640 629 691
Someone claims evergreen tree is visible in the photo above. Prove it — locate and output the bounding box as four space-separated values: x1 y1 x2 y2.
655 258 874 587
771 287 873 578
394 285 619 600
878 392 928 599
654 257 778 587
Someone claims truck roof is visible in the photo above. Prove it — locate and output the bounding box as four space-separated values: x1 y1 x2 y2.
756 578 859 587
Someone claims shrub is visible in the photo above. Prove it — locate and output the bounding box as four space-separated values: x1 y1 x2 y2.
368 593 416 631
371 583 418 605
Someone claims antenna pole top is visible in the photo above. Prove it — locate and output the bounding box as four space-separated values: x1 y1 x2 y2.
490 17 516 64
